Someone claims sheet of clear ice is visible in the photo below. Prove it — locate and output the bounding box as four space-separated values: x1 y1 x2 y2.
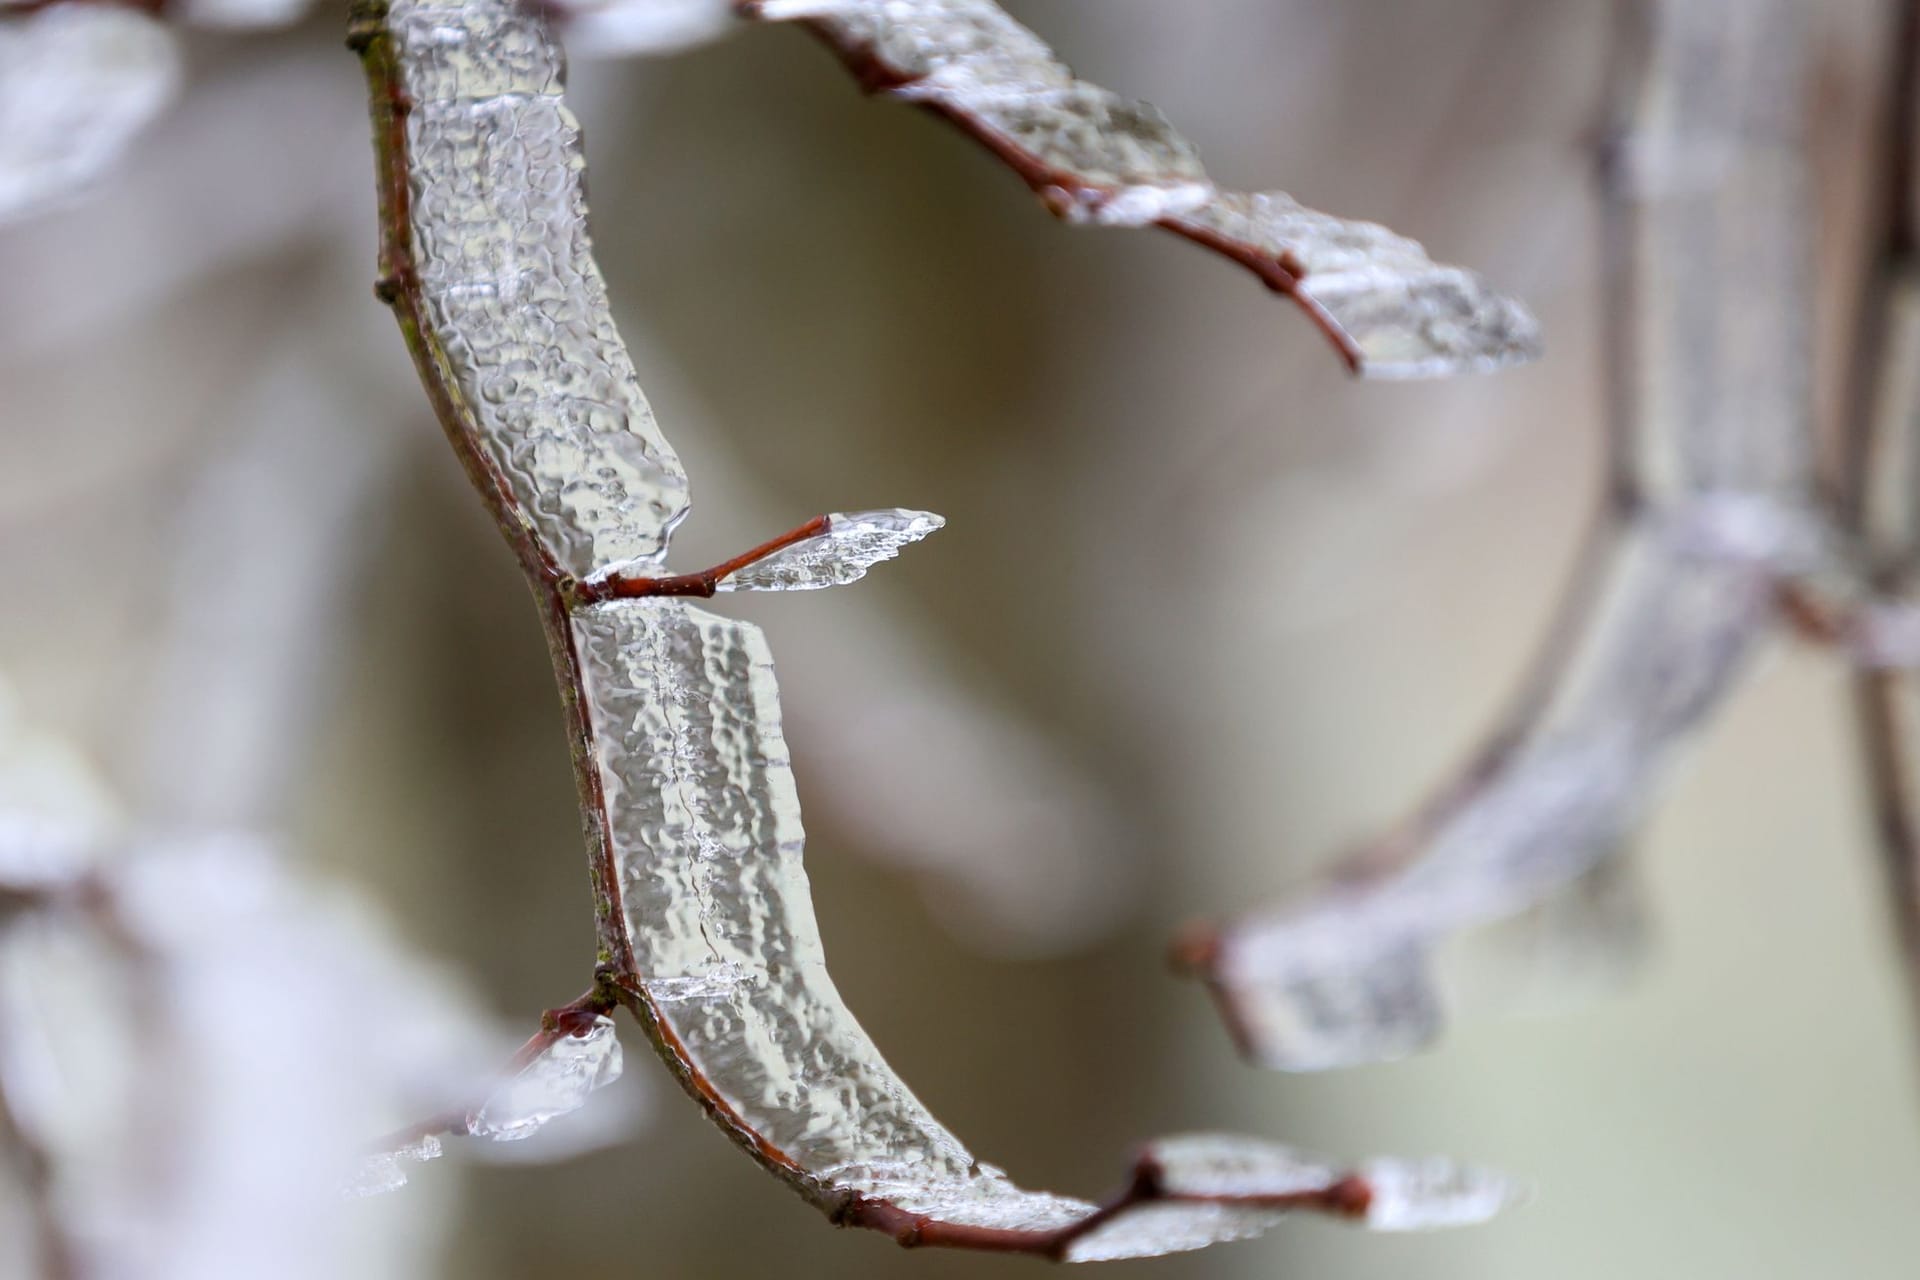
746 0 1540 377
391 0 690 580
572 599 1509 1256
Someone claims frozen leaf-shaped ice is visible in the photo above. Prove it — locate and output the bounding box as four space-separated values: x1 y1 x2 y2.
470 1015 623 1141
717 510 944 592
744 0 1540 377
345 1134 444 1199
0 4 179 225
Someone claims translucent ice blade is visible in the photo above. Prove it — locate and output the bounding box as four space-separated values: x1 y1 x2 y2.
470 1015 623 1142
571 599 1504 1257
716 510 943 592
0 4 180 225
345 1134 443 1199
381 0 691 579
743 0 1540 377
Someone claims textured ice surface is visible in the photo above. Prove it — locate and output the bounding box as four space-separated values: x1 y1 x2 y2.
749 0 1539 377
1205 0 1814 1071
718 510 943 591
471 1015 623 1141
0 4 179 225
392 0 690 579
571 600 1501 1255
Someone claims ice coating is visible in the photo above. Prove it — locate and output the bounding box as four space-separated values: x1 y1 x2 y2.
470 1015 624 1141
1192 0 1816 1070
346 1134 444 1198
0 4 180 225
717 509 944 592
389 0 690 579
570 599 1502 1255
1359 1156 1520 1231
745 0 1540 377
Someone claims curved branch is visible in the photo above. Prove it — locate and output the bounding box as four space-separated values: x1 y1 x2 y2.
1178 0 1824 1069
733 0 1541 379
351 0 1511 1256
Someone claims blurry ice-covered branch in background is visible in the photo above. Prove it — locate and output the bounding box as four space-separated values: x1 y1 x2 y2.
355 0 1516 1256
545 0 1542 377
1179 0 1835 1070
0 0 317 227
0 321 647 1274
0 692 503 1278
0 4 177 225
1848 2 1920 1038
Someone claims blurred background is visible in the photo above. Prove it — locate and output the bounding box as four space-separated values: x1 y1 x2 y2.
5 0 1920 1276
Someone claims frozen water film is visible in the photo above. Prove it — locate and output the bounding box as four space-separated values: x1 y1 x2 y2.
389 0 690 579
0 4 179 225
717 510 944 592
470 1015 623 1141
746 0 1540 377
570 599 1507 1256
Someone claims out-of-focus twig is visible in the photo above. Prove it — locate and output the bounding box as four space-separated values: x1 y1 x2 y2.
1847 0 1920 1042
1179 0 1827 1070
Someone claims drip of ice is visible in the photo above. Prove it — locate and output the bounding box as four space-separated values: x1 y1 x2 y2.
0 4 180 225
1360 1157 1520 1231
716 510 944 592
745 0 1541 377
469 1015 623 1142
345 1134 445 1199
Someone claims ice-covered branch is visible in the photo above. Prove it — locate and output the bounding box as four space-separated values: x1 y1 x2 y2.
730 0 1542 378
351 0 1510 1257
1846 0 1920 1038
1179 0 1830 1069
